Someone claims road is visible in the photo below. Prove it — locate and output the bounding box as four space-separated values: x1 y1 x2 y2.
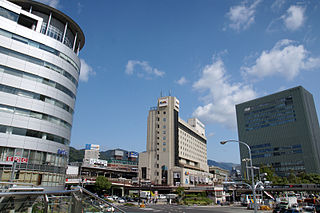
119 204 272 213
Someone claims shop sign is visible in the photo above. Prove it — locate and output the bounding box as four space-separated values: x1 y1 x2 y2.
57 149 68 155
115 150 124 156
85 144 100 150
159 98 168 107
6 156 28 163
128 151 138 158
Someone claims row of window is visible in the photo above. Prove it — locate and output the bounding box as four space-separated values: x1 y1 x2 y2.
0 146 67 168
244 96 293 113
252 149 302 159
0 46 78 87
0 124 70 145
0 64 75 100
0 103 71 130
40 22 74 50
244 97 295 131
251 144 302 154
0 28 79 72
1 170 65 186
0 83 74 114
246 118 296 131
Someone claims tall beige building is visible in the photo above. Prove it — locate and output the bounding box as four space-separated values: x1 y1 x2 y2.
139 96 212 187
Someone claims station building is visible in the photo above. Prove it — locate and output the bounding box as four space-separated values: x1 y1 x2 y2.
0 0 84 190
139 96 213 187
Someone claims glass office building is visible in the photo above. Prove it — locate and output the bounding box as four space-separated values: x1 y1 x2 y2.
236 86 320 177
0 0 84 190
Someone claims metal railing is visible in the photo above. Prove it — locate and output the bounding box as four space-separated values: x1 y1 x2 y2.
0 186 126 213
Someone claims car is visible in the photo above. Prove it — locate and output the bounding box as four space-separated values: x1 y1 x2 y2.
118 198 125 203
105 196 114 201
303 204 316 212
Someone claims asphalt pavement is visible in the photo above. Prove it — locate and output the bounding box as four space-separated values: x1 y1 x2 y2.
119 204 272 213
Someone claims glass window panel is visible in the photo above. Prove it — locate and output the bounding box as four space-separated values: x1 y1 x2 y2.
22 149 29 158
0 6 19 22
14 148 23 157
0 105 13 113
12 127 27 136
14 108 30 116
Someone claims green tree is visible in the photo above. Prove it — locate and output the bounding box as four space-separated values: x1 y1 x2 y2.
176 187 185 203
94 176 112 196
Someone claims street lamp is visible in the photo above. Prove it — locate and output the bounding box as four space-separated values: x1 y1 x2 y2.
220 140 258 213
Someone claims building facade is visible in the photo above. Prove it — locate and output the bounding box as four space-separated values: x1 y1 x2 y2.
209 166 229 185
236 86 320 177
102 148 138 173
139 96 212 187
0 0 84 190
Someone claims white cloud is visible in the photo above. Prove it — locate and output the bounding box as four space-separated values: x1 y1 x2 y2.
193 57 257 129
282 5 305 31
79 59 95 82
36 0 60 8
226 0 261 31
176 76 188 85
125 60 164 80
242 39 320 80
271 0 286 11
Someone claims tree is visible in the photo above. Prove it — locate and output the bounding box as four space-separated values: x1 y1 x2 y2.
94 176 112 196
176 187 185 203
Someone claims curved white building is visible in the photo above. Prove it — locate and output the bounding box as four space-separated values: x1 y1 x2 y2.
0 0 84 190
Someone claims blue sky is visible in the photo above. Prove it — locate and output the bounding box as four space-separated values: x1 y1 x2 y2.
38 0 320 164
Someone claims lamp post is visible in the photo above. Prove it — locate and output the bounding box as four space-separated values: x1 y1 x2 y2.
220 140 258 213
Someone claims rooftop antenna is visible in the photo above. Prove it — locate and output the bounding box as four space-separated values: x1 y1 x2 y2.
160 90 163 97
169 90 172 96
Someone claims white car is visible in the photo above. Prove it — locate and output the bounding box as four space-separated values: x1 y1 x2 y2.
106 196 114 201
118 198 125 203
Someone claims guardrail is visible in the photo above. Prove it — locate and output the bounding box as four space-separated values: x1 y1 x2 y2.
0 186 126 213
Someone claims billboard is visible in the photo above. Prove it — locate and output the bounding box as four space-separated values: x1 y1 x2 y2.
114 150 124 156
85 144 100 150
128 151 139 158
158 97 168 107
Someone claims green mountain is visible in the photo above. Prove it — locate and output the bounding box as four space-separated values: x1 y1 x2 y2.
69 147 84 162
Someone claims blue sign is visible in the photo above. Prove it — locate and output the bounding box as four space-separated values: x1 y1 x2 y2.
128 151 139 158
57 149 68 156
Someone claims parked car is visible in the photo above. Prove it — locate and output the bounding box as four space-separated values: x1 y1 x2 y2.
118 198 125 203
105 196 114 201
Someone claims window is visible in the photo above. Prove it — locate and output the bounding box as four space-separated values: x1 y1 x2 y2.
163 136 166 140
157 155 159 160
0 6 19 22
163 148 166 152
163 111 166 114
163 131 166 134
163 125 166 129
163 142 166 146
163 118 166 122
